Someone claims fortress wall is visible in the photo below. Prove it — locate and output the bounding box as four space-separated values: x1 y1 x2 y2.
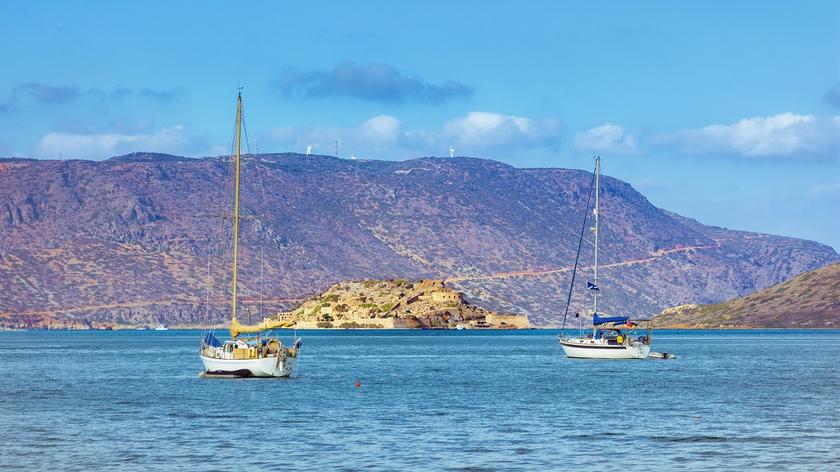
486 313 530 329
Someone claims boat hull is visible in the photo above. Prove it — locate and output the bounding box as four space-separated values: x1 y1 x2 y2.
199 354 296 378
560 339 650 359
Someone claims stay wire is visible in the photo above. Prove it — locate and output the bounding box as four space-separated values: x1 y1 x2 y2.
559 168 596 334
204 101 238 333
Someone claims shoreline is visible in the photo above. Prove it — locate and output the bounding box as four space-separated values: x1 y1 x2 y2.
3 326 839 332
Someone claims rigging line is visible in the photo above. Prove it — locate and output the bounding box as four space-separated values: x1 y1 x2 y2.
203 243 214 331
257 162 267 318
253 148 295 321
209 106 240 323
218 121 238 309
242 118 252 155
242 123 262 313
559 168 597 333
204 116 237 329
206 148 234 324
253 155 282 307
239 98 292 327
240 117 255 315
253 144 265 319
219 158 235 312
238 103 262 318
260 241 265 318
592 156 601 323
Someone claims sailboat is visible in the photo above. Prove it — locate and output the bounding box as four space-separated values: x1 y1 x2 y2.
558 156 652 359
199 92 301 378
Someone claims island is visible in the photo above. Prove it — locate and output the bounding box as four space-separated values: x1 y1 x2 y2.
269 279 529 329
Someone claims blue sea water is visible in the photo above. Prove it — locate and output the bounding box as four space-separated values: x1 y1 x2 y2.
1 329 839 471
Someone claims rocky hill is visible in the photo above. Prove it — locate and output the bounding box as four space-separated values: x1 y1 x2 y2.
654 262 840 328
271 279 528 329
0 152 837 329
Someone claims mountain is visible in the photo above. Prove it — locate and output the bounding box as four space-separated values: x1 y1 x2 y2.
654 262 840 328
0 152 836 328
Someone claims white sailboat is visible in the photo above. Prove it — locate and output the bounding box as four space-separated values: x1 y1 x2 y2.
559 156 652 359
199 92 301 378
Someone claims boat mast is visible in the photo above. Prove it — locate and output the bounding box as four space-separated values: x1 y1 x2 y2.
592 156 600 335
230 92 243 334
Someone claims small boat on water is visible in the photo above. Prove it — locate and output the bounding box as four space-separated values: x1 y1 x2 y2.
558 156 653 359
153 323 168 331
559 315 652 359
198 92 301 378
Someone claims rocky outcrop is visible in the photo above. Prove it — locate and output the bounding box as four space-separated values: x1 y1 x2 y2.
273 279 528 329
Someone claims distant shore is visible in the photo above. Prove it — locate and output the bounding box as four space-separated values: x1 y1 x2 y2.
3 325 839 332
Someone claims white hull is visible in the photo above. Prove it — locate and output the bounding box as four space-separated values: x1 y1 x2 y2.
200 353 296 378
560 338 650 359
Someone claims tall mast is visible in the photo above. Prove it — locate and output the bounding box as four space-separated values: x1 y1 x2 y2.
230 92 243 330
593 156 600 317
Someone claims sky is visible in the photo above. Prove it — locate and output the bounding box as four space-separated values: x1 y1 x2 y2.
1 1 839 249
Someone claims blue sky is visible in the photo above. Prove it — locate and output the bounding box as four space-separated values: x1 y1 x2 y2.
1 1 839 249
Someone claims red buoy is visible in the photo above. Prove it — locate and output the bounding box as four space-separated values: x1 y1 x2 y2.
354 380 362 388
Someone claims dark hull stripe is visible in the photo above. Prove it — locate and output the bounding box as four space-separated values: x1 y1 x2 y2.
205 369 254 377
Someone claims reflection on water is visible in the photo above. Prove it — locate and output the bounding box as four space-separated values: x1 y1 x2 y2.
1 329 839 471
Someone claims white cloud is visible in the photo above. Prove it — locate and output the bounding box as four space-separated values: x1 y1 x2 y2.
267 115 404 157
266 111 561 158
443 112 560 149
358 115 401 144
664 113 840 158
37 125 193 159
573 123 636 154
808 182 840 198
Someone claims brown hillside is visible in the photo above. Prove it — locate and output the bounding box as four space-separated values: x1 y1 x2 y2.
654 262 840 328
0 153 837 328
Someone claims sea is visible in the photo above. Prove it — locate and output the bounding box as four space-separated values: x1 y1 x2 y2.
1 329 839 471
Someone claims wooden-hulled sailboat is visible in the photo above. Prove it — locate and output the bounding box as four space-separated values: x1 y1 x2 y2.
199 92 301 378
558 156 652 359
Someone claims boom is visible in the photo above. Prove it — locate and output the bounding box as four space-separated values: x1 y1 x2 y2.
230 316 294 338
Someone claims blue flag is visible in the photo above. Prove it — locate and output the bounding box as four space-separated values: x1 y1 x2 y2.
202 332 222 347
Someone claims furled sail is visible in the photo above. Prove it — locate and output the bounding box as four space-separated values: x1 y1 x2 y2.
592 314 629 325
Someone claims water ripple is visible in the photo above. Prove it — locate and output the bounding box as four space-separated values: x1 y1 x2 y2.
1 329 839 471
